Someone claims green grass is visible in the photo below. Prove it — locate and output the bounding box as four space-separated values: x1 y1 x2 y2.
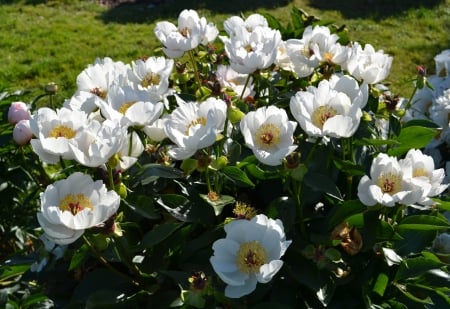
0 0 449 101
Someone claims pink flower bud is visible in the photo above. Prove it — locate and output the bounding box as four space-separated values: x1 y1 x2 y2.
13 119 33 146
8 102 31 125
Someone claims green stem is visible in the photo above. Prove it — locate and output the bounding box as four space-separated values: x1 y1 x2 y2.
107 164 115 190
83 235 140 288
188 50 202 90
239 74 252 101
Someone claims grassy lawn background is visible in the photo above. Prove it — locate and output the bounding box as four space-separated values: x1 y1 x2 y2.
0 0 449 102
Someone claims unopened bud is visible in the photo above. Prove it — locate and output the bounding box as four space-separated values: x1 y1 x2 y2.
8 101 31 125
13 119 33 145
45 82 58 95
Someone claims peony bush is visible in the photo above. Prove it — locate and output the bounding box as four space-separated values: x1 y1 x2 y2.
1 7 450 308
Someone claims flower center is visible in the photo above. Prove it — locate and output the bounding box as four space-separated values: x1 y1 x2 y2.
180 27 191 37
90 87 107 99
185 117 207 135
376 172 402 194
141 72 161 88
59 193 93 215
236 241 268 274
312 105 337 129
255 123 281 149
323 52 334 63
119 101 136 115
413 168 429 178
49 125 76 139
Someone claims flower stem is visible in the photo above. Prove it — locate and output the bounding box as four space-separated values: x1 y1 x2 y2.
239 74 251 101
188 50 202 90
83 235 140 288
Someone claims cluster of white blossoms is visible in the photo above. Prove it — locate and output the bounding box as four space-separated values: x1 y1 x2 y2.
357 149 448 207
9 8 450 300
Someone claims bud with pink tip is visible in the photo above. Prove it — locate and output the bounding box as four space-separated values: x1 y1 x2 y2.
13 119 33 145
8 102 31 125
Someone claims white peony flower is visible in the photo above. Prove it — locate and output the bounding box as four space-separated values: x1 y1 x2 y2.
400 149 448 206
221 25 281 74
129 56 174 102
114 131 145 171
143 117 168 142
216 64 255 99
344 42 393 84
290 78 363 138
240 105 297 166
434 49 450 77
164 97 227 160
210 214 291 298
69 119 127 168
357 153 424 207
98 83 164 129
76 57 131 110
223 13 268 37
30 107 89 164
284 25 348 78
37 172 120 245
154 9 218 58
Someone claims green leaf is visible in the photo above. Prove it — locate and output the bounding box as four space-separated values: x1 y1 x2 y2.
432 198 450 211
156 193 214 222
353 137 400 146
327 199 366 228
69 244 89 271
0 264 30 283
332 158 366 176
397 215 450 231
132 163 183 186
303 172 342 200
199 194 235 216
372 272 389 297
402 119 440 129
221 166 255 187
122 194 160 220
265 196 296 231
387 126 437 156
394 283 434 305
395 256 446 281
137 222 183 250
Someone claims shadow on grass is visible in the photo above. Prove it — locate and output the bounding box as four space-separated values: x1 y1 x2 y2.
99 0 293 24
307 0 446 19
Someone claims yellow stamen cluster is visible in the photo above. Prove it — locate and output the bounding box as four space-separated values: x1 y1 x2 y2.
312 105 338 129
236 241 268 274
232 202 257 220
118 101 136 115
185 117 207 135
255 123 280 149
141 72 161 88
90 87 107 99
49 125 76 139
413 168 429 178
59 193 93 216
376 172 402 194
